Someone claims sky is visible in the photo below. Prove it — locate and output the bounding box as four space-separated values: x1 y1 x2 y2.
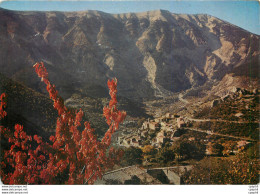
0 1 259 35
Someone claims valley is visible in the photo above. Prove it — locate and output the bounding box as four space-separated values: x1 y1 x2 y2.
0 8 259 185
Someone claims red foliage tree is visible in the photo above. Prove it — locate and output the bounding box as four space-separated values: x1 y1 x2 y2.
0 62 126 184
0 93 7 119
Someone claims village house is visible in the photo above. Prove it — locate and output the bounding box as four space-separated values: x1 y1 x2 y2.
160 122 167 128
142 118 161 131
142 121 150 130
156 131 167 145
165 113 172 119
121 138 130 147
119 135 142 147
149 121 160 130
155 116 168 123
154 118 162 123
95 165 193 185
177 117 186 128
130 137 142 147
141 130 149 137
164 124 174 132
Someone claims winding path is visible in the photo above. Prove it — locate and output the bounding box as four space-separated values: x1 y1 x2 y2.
185 127 256 142
186 117 259 124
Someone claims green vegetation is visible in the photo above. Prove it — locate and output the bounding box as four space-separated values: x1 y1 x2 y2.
155 143 175 165
121 147 143 166
171 139 206 161
183 146 259 184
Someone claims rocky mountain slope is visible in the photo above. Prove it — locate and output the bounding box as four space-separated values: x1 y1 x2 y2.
0 8 259 100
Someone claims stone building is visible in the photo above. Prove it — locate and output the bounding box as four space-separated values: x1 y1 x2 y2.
177 117 186 128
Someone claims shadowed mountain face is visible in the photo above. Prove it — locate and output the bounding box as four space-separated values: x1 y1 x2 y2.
0 9 259 100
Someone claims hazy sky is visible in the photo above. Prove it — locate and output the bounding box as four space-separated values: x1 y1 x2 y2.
0 1 259 35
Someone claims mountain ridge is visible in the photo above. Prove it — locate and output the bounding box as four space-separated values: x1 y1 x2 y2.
0 8 259 101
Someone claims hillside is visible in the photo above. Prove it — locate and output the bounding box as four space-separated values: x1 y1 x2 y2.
0 72 148 140
0 73 57 136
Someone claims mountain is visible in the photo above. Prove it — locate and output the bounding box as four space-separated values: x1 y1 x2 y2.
0 8 259 101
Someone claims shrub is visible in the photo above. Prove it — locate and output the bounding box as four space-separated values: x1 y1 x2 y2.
0 62 126 184
121 147 143 166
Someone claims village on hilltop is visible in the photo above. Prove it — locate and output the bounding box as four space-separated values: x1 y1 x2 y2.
118 113 188 148
116 107 253 157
